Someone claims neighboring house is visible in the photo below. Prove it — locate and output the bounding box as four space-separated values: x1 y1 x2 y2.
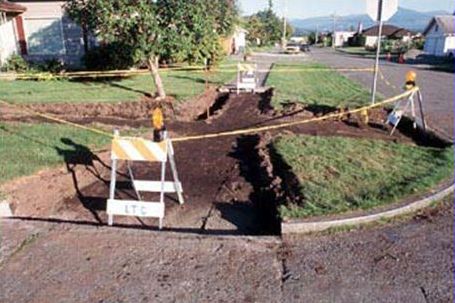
232 27 247 54
221 27 248 55
423 15 455 57
10 0 89 67
0 0 26 65
333 31 356 47
362 24 414 48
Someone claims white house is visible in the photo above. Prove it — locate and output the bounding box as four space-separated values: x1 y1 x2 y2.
232 27 247 54
10 0 88 66
423 15 455 57
363 24 413 48
333 31 356 47
0 0 25 65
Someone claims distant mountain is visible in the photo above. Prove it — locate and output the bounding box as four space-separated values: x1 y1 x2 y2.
290 7 450 34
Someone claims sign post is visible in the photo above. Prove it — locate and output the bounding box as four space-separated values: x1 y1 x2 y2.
367 0 398 104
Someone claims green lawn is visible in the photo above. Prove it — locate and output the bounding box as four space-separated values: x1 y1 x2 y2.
0 122 112 184
336 47 377 58
266 63 373 109
249 45 277 53
0 64 236 105
273 135 454 219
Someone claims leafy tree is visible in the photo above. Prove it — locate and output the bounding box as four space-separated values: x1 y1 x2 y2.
207 0 239 37
66 0 238 99
245 1 292 46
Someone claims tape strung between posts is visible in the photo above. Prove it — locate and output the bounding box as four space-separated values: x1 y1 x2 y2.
0 99 114 138
0 67 375 80
0 88 417 143
171 88 417 143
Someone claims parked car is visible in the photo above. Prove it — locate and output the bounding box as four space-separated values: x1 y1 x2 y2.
285 43 300 54
300 44 310 52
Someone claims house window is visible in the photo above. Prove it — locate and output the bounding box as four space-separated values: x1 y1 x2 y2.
24 17 65 55
435 25 439 32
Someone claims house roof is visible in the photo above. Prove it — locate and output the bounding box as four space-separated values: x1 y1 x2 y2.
423 15 455 36
362 24 413 37
0 0 26 13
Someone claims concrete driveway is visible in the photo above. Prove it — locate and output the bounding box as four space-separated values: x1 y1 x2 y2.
309 48 454 141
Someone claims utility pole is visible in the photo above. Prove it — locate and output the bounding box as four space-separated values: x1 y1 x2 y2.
315 24 319 44
371 0 384 104
331 13 337 48
282 0 287 48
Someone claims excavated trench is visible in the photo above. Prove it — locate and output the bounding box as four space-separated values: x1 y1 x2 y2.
3 90 450 236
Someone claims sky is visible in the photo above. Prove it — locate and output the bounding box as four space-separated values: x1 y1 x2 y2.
238 0 455 19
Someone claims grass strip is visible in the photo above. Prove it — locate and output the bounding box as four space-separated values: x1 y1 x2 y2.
266 63 373 109
273 135 454 219
0 122 112 184
0 61 236 105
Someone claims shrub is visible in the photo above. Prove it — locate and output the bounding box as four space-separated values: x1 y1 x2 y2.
348 34 366 47
30 59 65 73
1 54 28 72
412 39 425 50
83 42 136 71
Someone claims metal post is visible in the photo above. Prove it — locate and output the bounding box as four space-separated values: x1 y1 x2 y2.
204 58 209 91
108 129 119 226
410 94 417 129
371 0 384 105
127 161 142 201
167 140 185 205
417 90 427 131
371 20 384 104
157 132 168 230
282 0 287 49
332 14 337 48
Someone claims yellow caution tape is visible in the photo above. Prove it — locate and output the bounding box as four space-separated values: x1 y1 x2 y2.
0 66 375 81
0 88 416 144
171 88 416 143
0 99 114 138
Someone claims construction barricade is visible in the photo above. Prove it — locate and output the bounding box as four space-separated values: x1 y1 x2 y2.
386 71 426 135
237 63 258 94
107 130 184 229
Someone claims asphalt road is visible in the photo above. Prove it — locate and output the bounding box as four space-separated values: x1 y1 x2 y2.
1 198 452 302
309 48 454 141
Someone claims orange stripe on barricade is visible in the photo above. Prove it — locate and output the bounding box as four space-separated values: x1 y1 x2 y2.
111 138 167 162
111 140 129 160
132 139 163 162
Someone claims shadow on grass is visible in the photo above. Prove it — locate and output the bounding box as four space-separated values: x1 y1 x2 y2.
55 138 112 223
168 74 223 85
69 76 152 97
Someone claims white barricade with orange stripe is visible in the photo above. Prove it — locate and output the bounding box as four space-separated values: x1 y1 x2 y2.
107 130 184 229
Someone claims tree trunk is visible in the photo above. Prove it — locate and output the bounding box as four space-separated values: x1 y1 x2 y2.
147 56 166 100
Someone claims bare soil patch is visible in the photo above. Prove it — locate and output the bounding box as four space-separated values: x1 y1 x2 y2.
2 89 446 235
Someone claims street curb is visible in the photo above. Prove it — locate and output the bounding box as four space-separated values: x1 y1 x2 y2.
281 184 454 234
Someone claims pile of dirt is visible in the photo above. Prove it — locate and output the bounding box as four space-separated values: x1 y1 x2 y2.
175 87 221 122
25 96 176 120
4 88 448 235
